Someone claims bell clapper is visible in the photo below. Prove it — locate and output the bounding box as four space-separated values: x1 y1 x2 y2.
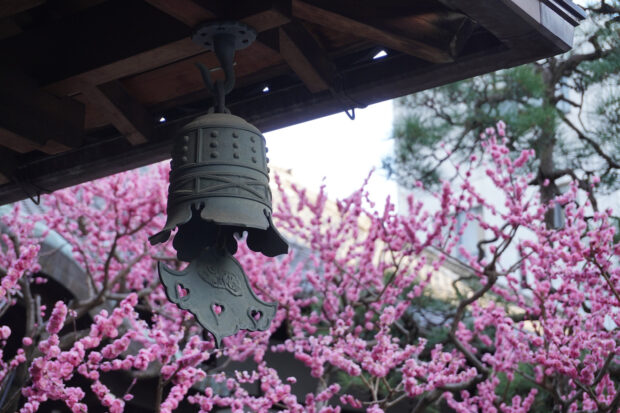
158 246 277 348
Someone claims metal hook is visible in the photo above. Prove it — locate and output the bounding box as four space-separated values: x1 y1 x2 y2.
196 62 231 114
12 174 48 205
192 21 256 113
330 73 367 121
196 71 230 115
196 62 215 93
344 108 356 120
213 33 236 95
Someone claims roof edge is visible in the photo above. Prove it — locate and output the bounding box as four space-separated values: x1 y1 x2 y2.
543 0 587 25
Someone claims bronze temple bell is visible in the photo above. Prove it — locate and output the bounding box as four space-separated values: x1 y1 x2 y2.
149 22 288 347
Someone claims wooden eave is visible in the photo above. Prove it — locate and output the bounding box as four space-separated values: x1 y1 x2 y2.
0 0 585 205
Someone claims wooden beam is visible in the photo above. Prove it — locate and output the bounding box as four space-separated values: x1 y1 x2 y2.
278 22 335 93
0 128 70 154
243 8 290 33
0 38 570 206
72 93 115 130
0 147 18 185
436 0 575 52
82 81 155 145
145 0 290 32
45 1 290 99
291 0 453 64
121 41 283 106
225 0 291 32
47 38 205 97
0 18 22 40
146 60 292 115
1 0 192 87
0 66 84 154
359 3 461 49
143 0 215 28
0 0 45 19
450 17 478 57
437 0 530 49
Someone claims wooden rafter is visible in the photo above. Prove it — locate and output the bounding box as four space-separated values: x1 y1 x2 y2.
0 147 18 185
279 22 335 93
47 39 205 97
450 17 478 57
0 66 84 154
0 1 191 87
86 81 155 145
45 1 291 100
291 0 453 64
43 0 290 146
0 0 585 206
0 128 70 154
143 0 215 27
0 18 22 41
224 0 291 32
121 41 283 106
437 0 567 52
0 0 45 19
145 0 290 32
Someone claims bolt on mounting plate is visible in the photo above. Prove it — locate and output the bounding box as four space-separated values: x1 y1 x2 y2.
192 21 257 51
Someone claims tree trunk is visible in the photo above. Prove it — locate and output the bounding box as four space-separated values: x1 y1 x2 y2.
538 135 559 228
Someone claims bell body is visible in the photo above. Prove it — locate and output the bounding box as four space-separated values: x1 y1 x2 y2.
150 112 288 261
149 25 284 346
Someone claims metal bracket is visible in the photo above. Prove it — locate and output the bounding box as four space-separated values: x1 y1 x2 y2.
192 21 257 113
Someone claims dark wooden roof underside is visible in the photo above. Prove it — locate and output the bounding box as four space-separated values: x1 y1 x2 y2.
0 0 585 205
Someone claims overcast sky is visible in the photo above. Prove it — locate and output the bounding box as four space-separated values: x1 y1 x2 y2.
265 100 397 207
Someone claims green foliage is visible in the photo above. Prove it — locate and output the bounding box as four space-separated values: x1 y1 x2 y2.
497 364 552 413
386 1 620 196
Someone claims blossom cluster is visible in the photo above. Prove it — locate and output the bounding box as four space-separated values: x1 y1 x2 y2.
0 124 617 412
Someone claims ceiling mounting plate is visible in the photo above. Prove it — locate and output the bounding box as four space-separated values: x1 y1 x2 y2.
191 21 257 51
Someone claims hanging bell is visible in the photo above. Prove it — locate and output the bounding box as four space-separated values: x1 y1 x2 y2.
149 112 288 261
149 21 288 346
